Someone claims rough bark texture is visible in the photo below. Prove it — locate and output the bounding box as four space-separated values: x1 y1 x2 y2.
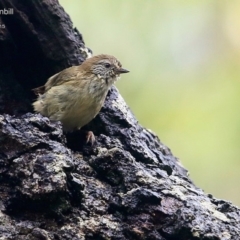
0 0 239 240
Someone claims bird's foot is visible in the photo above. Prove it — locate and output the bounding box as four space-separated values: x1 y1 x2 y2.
85 131 96 146
65 130 96 150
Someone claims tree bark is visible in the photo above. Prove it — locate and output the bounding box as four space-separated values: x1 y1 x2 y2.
0 0 239 239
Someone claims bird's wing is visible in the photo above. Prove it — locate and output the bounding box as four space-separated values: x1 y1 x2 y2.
32 66 82 95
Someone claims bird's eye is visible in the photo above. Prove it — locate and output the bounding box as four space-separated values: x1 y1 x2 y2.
105 63 111 68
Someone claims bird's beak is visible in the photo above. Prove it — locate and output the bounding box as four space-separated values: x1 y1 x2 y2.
116 68 129 74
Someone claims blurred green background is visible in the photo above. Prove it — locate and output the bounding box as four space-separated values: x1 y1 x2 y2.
59 0 240 206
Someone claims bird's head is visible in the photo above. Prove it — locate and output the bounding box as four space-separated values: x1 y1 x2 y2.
82 54 129 86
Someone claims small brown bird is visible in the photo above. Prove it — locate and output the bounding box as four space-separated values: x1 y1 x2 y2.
32 54 129 144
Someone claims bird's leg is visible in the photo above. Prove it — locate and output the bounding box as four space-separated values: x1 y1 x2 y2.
85 131 96 146
65 130 96 150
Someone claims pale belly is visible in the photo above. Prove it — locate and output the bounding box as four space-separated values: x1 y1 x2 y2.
60 97 104 132
42 80 110 132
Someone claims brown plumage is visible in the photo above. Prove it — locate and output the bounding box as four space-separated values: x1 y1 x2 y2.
32 54 129 144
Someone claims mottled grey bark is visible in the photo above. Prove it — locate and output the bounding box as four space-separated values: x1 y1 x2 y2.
0 0 239 239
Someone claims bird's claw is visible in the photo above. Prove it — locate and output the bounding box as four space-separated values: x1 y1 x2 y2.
86 131 95 146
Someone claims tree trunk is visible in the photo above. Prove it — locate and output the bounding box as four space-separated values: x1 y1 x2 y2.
0 0 239 239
